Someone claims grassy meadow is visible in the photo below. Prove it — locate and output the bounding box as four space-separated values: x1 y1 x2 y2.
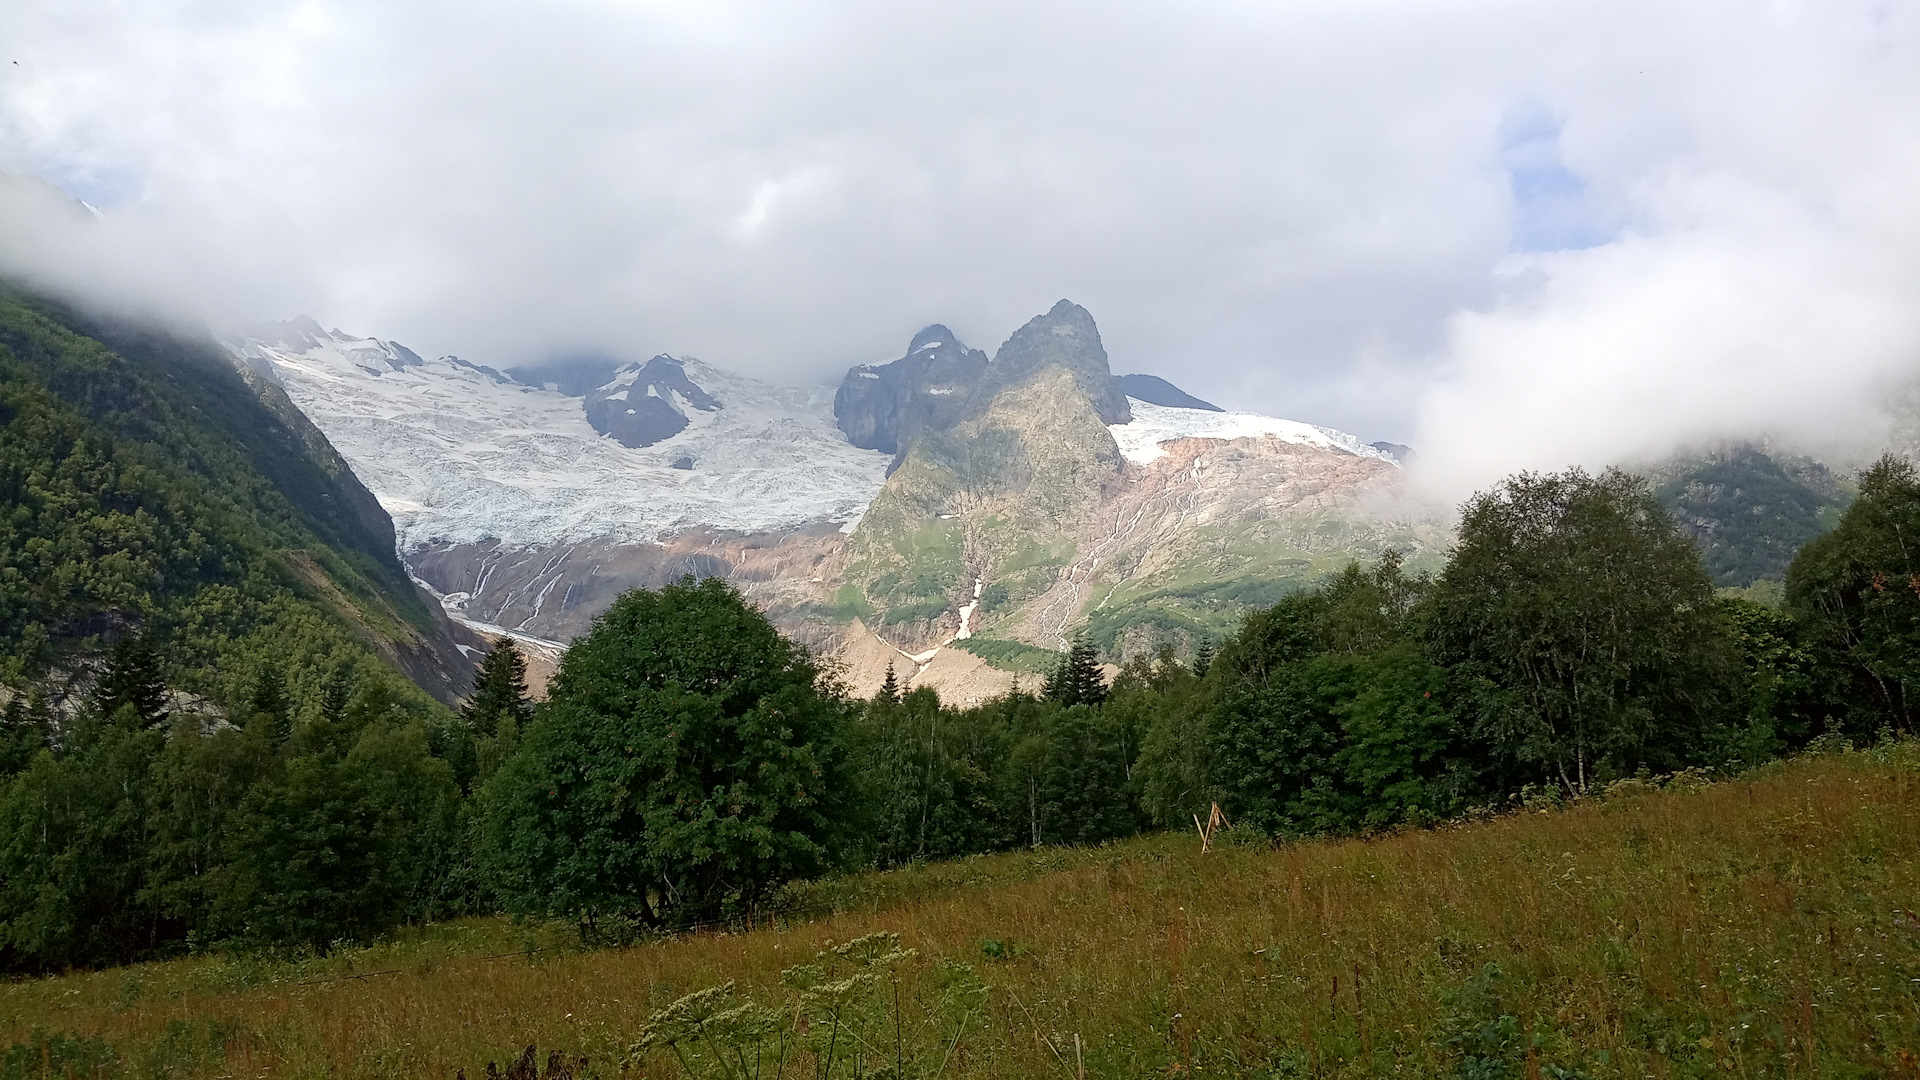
4 742 1918 1079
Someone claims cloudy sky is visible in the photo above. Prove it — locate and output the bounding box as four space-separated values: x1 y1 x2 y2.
2 0 1918 491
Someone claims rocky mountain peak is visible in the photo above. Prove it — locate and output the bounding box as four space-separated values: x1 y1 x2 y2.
909 324 959 351
584 354 723 448
235 317 424 374
986 299 1131 425
835 325 990 457
835 301 1158 462
1113 373 1221 412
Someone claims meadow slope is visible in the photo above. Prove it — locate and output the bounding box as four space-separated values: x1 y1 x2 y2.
3 743 1917 1079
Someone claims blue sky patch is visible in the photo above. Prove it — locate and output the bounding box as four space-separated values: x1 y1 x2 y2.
1500 106 1614 253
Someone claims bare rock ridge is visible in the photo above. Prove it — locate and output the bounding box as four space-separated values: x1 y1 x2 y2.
1113 373 1221 412
834 324 990 457
834 300 1139 466
583 354 722 448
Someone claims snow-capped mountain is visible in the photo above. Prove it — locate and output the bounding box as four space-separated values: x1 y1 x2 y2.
225 318 892 550
224 304 1438 702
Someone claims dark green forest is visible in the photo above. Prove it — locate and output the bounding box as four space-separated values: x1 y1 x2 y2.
3 291 1919 974
0 291 475 968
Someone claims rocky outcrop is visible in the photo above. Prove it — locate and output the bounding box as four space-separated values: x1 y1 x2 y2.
407 525 850 644
584 354 722 448
986 300 1131 425
833 300 1136 462
1113 373 1221 412
834 324 989 456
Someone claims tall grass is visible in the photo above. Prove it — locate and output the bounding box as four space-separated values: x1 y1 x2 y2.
3 743 1917 1078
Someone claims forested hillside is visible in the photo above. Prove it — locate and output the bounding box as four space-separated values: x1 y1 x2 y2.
0 289 478 700
0 288 486 969
1653 444 1849 590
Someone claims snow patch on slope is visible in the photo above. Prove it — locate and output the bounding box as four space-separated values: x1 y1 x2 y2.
227 325 892 550
1110 398 1395 466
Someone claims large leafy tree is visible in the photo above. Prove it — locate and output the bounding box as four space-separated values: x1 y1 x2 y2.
217 721 459 949
1428 468 1729 793
1194 558 1474 835
1000 698 1136 848
481 576 860 930
1785 454 1920 733
851 685 1009 865
0 707 166 970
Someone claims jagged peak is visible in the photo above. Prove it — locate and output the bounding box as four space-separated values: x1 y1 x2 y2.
989 299 1130 425
603 353 720 412
243 315 333 351
909 324 960 352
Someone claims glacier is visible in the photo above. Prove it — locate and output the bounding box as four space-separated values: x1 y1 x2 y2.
226 324 894 550
1108 398 1397 467
225 321 1393 562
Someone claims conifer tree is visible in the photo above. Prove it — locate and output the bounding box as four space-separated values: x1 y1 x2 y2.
0 692 48 775
319 663 355 724
249 664 292 745
463 640 532 737
877 662 901 705
1191 639 1216 679
1043 636 1107 708
96 635 170 728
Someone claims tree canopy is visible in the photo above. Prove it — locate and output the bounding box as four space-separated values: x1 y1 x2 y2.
1428 468 1730 792
481 576 861 930
1786 454 1920 732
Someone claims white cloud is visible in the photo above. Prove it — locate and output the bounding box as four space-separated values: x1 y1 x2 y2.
1 0 1916 483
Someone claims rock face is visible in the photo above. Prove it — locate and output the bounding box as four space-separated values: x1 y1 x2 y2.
986 300 1132 425
584 355 722 448
1112 373 1221 412
833 301 1141 463
834 324 989 456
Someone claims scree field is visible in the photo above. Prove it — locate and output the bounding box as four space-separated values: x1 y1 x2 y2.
4 744 1917 1079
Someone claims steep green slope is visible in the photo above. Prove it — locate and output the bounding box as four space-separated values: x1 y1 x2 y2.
0 288 474 706
1653 445 1848 589
847 367 1121 642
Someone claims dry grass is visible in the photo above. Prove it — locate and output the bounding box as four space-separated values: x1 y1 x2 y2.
5 744 1919 1079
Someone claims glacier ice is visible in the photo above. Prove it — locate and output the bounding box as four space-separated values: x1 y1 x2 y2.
226 326 893 552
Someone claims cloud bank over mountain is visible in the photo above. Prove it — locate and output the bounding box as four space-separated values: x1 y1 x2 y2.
2 0 1917 489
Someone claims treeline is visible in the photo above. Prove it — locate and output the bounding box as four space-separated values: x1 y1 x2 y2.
4 459 1919 972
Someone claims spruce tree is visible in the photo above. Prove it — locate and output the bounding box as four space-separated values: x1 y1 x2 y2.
1191 639 1215 679
0 692 48 775
249 664 292 745
95 635 170 728
877 662 901 705
463 640 532 737
1043 636 1107 708
319 663 355 724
